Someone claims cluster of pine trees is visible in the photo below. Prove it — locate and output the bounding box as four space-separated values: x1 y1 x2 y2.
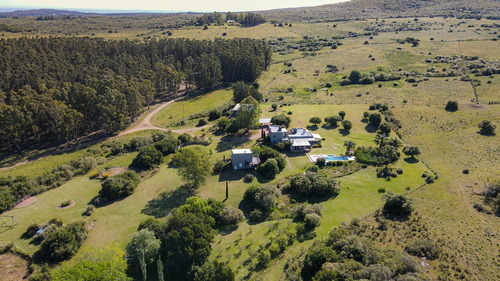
0 37 271 151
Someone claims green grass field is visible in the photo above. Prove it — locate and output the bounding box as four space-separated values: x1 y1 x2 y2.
152 88 233 128
0 15 499 281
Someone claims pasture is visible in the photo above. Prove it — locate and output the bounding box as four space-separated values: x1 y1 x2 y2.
0 14 499 281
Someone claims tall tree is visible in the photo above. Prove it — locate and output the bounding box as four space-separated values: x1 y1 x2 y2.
172 146 212 187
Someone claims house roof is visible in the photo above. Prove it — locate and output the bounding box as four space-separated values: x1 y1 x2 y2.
232 149 252 155
289 128 313 138
259 118 272 124
233 104 241 111
269 125 286 133
312 133 322 139
291 139 313 146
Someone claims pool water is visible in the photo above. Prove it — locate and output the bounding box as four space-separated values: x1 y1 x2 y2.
325 155 349 161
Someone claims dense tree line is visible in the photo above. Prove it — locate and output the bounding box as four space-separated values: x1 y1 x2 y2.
0 37 271 150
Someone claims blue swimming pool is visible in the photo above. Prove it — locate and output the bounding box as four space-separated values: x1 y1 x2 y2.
325 155 349 161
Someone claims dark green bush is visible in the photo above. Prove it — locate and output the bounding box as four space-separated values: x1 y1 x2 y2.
405 239 441 260
99 171 140 200
39 221 88 262
132 146 164 169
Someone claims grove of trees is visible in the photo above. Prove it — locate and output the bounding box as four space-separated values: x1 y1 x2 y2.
0 37 271 151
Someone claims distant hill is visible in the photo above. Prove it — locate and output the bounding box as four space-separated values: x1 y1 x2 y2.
0 9 99 18
262 0 500 22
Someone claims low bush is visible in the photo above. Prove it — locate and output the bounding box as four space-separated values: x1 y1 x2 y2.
405 239 441 260
99 171 140 200
383 192 413 217
244 174 255 183
219 206 245 226
132 146 164 169
39 221 88 262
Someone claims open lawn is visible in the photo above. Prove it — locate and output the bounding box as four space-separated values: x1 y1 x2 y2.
152 88 233 128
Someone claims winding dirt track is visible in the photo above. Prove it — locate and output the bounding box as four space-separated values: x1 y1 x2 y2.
0 94 210 172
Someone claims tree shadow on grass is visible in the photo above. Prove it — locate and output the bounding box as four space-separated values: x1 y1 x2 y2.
141 184 196 218
321 124 338 130
404 157 419 164
306 125 319 131
338 129 350 136
364 124 378 133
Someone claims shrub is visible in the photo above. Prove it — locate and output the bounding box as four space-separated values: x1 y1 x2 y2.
208 108 222 120
60 200 71 207
271 114 292 128
198 118 208 126
289 172 339 197
213 161 226 174
217 117 231 131
378 187 386 193
445 100 458 111
478 120 496 135
396 168 404 174
425 175 435 184
360 77 375 84
309 117 322 126
178 133 193 144
405 239 440 260
39 221 88 262
462 169 469 174
154 137 178 156
244 184 281 214
378 122 391 135
403 146 421 158
304 213 322 228
84 204 96 216
324 115 342 127
272 103 278 111
249 209 264 222
257 250 271 266
24 223 40 238
132 146 164 169
341 120 352 131
259 159 279 178
99 170 140 200
219 206 245 226
369 113 382 127
316 157 326 167
383 192 413 217
244 174 254 183
137 217 163 238
349 70 362 84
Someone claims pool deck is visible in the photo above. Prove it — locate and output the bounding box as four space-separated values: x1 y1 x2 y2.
308 154 356 163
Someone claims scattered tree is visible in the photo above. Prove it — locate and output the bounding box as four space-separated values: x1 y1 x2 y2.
338 111 346 120
172 147 212 187
271 114 291 128
478 120 496 135
349 70 362 84
341 120 352 131
403 146 421 158
126 229 161 281
343 140 356 154
309 117 322 126
383 192 413 217
445 100 458 111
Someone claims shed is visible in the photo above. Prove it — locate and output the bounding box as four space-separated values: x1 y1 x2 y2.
231 149 260 170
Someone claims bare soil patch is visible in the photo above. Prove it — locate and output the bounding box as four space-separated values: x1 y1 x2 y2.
0 253 29 281
14 196 37 208
106 166 128 176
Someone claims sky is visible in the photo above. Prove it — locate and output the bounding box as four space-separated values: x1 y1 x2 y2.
0 0 348 13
